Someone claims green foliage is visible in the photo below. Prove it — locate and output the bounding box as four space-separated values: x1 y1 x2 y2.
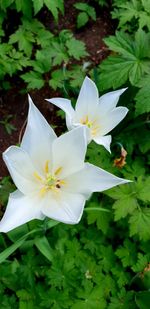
74 3 96 28
112 0 150 32
0 0 64 21
99 30 150 90
0 0 150 308
0 115 16 134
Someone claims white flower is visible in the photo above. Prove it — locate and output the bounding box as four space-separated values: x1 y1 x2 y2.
0 96 129 233
46 76 128 152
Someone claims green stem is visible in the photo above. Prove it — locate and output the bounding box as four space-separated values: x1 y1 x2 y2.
84 207 110 212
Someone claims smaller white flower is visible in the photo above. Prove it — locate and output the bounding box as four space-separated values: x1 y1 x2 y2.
0 96 130 233
46 76 128 152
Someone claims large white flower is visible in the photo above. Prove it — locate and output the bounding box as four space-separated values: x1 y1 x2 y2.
46 76 128 152
0 96 129 233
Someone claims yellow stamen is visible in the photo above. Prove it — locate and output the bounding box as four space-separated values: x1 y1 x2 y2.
59 180 66 185
33 172 42 181
44 160 49 174
39 187 47 197
55 166 62 176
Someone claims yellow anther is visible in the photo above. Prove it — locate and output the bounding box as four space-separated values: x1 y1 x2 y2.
55 166 62 176
44 160 49 174
33 172 42 181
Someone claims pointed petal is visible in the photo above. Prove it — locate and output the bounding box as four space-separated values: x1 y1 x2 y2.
0 190 44 233
52 127 87 178
46 98 75 130
93 135 112 153
42 191 85 224
75 76 99 119
98 88 127 114
3 146 39 195
21 95 57 173
98 106 129 136
63 163 130 197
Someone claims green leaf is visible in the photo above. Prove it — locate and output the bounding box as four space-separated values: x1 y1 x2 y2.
15 0 32 18
99 56 133 90
115 239 137 267
35 236 53 262
99 30 150 90
49 69 65 90
113 197 138 220
9 27 34 56
66 38 88 60
132 253 148 272
44 0 57 20
129 208 150 240
21 71 44 89
135 77 150 116
77 12 89 28
32 0 43 15
135 291 150 309
0 229 40 263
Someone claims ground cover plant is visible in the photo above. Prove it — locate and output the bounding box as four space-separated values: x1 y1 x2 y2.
0 0 150 308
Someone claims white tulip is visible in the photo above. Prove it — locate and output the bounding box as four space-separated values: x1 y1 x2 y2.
47 76 128 152
0 96 129 232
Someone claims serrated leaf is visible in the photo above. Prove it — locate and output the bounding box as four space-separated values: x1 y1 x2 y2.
32 0 43 15
115 239 137 267
99 30 150 90
113 197 138 220
135 81 150 116
21 71 44 89
66 38 88 60
44 0 58 21
129 208 150 240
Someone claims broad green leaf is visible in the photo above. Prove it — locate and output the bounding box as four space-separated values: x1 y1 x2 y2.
99 56 133 90
104 32 135 59
0 229 40 263
35 236 53 262
99 30 150 90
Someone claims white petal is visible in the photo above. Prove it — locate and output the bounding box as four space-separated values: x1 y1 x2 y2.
52 127 87 178
42 191 85 224
75 76 99 119
0 190 44 233
98 106 129 136
93 135 112 153
98 88 127 114
3 146 39 195
63 163 130 197
46 98 75 130
21 95 57 174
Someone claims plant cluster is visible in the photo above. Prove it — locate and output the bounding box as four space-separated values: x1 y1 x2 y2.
0 0 150 308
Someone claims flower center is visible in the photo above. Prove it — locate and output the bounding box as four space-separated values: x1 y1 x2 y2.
33 161 65 197
80 115 100 137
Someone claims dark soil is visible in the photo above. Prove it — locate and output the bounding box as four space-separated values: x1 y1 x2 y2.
0 1 114 178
